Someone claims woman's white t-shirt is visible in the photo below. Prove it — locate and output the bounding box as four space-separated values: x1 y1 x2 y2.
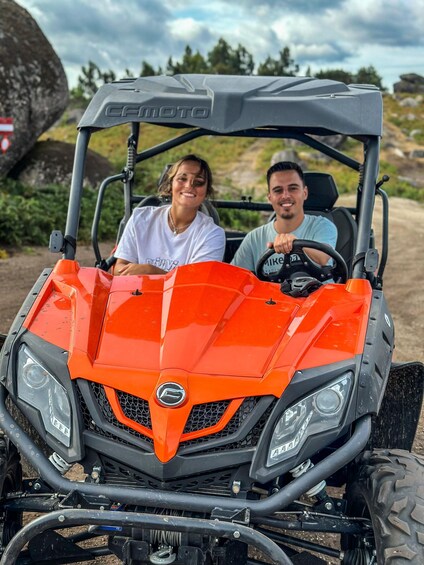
115 206 225 272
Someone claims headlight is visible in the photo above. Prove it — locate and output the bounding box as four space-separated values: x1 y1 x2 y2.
267 372 353 466
17 345 72 447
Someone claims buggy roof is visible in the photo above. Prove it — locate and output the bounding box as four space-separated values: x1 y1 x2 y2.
78 74 382 137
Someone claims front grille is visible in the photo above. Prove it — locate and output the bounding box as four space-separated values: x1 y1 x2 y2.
181 397 258 447
90 382 153 444
181 397 274 451
198 400 276 453
183 400 230 433
77 383 153 448
100 455 234 495
78 381 275 456
117 390 152 429
91 382 115 422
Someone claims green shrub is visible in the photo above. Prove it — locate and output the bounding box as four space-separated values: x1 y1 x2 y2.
0 181 124 247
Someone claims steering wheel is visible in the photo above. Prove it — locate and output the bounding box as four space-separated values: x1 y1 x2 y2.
255 239 348 284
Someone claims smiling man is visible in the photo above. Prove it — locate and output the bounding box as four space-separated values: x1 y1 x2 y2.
231 161 337 276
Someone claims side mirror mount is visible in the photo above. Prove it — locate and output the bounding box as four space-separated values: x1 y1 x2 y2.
49 230 64 253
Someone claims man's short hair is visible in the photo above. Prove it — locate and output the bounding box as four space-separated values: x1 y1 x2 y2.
266 161 305 188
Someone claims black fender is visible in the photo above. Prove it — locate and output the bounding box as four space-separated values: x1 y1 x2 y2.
370 361 424 451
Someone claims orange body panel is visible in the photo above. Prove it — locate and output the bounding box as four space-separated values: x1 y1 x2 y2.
24 260 372 462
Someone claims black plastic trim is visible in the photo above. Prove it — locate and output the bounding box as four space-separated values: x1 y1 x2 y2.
4 331 84 462
83 429 253 482
77 379 154 452
250 358 360 482
355 290 394 416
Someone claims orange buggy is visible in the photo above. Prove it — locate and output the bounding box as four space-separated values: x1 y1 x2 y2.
0 75 423 564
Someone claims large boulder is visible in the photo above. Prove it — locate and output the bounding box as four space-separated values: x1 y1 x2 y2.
393 73 424 94
270 149 307 170
285 134 347 149
9 140 114 189
0 0 69 176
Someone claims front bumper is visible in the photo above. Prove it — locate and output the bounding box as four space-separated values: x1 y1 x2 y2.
0 384 370 518
0 508 293 565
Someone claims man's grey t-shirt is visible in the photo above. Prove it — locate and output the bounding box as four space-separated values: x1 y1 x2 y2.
231 214 337 275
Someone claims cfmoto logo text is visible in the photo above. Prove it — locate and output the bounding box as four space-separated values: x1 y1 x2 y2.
106 105 209 119
156 382 186 407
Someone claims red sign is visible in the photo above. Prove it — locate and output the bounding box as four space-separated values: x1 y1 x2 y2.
0 117 14 154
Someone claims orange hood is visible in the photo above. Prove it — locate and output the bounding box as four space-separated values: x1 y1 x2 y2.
24 259 371 461
25 259 371 388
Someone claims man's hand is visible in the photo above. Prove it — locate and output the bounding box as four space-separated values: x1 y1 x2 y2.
268 233 297 254
267 234 331 266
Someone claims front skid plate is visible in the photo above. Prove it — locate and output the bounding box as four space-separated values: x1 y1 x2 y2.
0 508 292 565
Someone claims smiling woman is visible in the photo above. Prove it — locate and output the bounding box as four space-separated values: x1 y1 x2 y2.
113 154 226 276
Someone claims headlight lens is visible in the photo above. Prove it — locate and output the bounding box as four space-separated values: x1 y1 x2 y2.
17 345 72 447
267 372 353 466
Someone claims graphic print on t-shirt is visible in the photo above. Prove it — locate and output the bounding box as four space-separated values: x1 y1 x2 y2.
146 256 179 271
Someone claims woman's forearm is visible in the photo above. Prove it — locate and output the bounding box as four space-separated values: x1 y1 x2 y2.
114 260 167 276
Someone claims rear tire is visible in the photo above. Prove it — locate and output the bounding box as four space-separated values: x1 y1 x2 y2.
343 449 424 564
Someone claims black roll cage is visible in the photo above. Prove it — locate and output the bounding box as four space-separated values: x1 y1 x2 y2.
80 124 385 282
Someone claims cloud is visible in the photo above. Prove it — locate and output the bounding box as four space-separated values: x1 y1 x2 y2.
168 18 214 48
17 0 174 77
326 0 424 47
294 43 352 65
239 0 346 14
15 0 424 90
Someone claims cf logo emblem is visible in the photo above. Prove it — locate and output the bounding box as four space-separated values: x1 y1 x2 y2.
156 382 186 407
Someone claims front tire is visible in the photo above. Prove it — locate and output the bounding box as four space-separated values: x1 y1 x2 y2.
0 437 22 548
343 449 424 564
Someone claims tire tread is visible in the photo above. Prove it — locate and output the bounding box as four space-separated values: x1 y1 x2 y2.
345 449 424 563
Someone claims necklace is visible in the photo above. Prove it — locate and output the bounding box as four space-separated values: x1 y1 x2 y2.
168 210 195 235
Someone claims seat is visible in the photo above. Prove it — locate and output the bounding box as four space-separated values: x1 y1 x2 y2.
331 207 357 276
304 172 357 276
304 172 338 212
223 230 247 263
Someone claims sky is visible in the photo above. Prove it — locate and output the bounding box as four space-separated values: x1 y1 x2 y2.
15 0 424 92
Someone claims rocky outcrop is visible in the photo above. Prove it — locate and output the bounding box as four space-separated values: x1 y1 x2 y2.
394 73 424 94
9 140 114 189
271 149 307 170
0 0 69 176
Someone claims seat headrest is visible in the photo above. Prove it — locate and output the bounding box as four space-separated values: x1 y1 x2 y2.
304 172 339 211
157 163 172 187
